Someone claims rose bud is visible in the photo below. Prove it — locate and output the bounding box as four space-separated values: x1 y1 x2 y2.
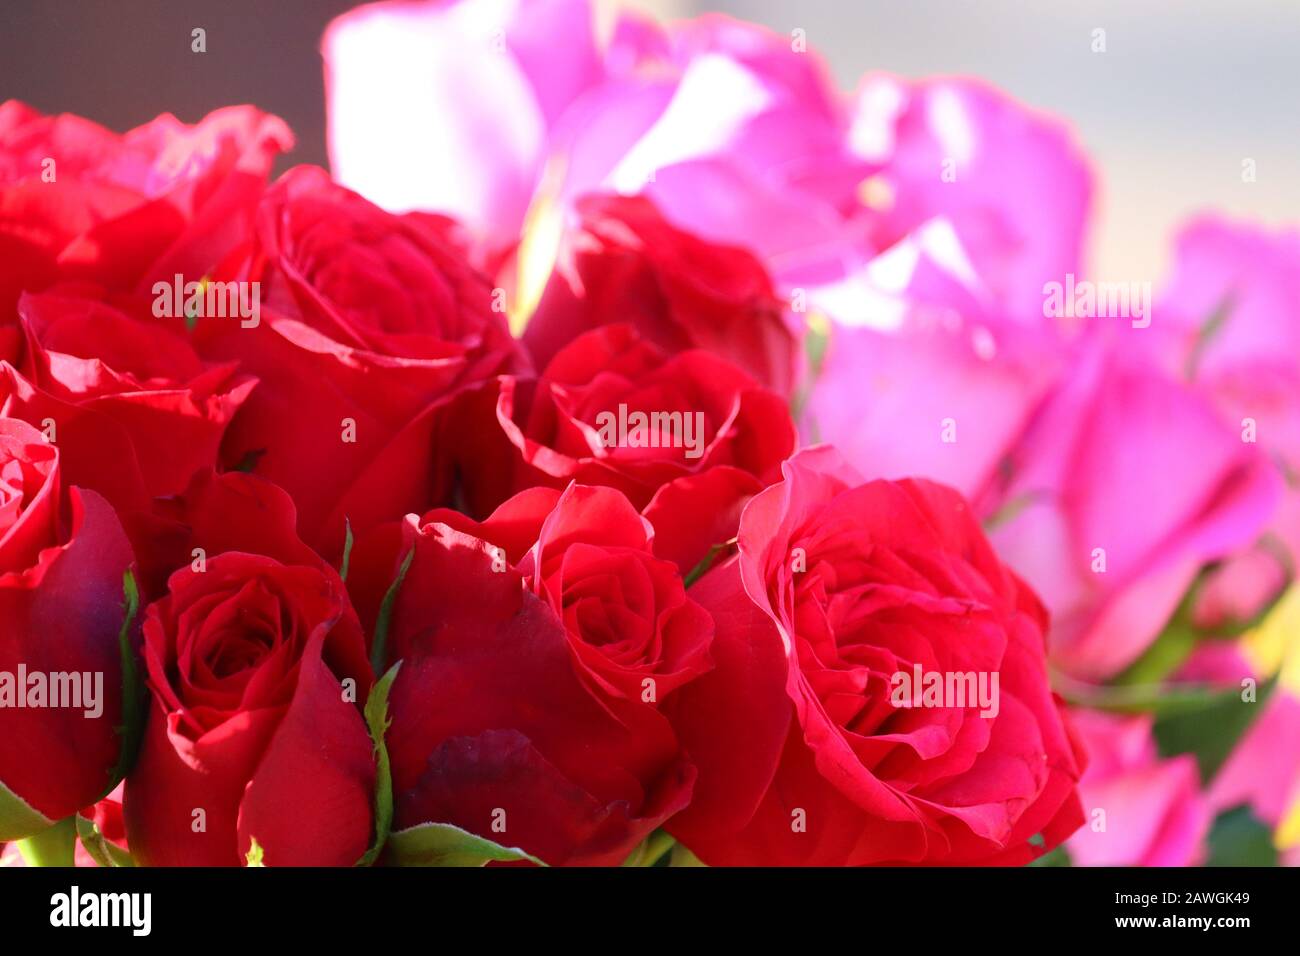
195 165 526 557
349 483 706 865
665 447 1086 865
123 471 375 866
523 194 800 396
0 417 133 840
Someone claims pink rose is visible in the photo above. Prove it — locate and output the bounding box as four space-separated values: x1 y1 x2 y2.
1066 711 1208 867
987 343 1280 678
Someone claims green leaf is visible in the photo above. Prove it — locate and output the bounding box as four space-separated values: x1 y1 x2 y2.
370 547 414 674
105 568 144 795
76 814 133 868
1153 679 1274 780
355 661 402 867
339 518 354 583
386 822 545 867
1204 805 1278 867
245 838 265 867
1028 844 1072 867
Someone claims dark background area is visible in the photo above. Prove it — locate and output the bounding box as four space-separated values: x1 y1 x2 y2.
0 0 360 172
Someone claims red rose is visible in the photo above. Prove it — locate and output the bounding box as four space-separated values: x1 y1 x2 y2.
195 165 525 555
0 101 291 332
414 483 712 698
459 322 794 516
522 194 801 395
350 483 705 865
0 288 254 520
0 417 134 839
123 471 375 866
665 447 1085 865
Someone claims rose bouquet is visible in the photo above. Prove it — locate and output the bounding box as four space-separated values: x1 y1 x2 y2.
1 0 1296 869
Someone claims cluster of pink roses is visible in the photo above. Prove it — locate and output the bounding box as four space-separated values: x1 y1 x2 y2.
1 0 1296 868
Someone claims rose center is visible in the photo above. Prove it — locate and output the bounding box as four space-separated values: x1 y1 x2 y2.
204 617 279 680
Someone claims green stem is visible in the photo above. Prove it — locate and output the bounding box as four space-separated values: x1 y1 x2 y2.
16 816 76 867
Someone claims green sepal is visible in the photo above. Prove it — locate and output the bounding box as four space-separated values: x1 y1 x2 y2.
683 537 737 588
386 822 545 867
76 813 133 868
339 518 354 583
668 843 707 867
370 547 414 675
104 568 145 796
0 775 56 843
355 661 401 867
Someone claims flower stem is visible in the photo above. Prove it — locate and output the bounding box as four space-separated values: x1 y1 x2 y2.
16 816 76 867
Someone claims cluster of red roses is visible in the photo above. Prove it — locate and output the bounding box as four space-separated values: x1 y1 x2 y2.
0 99 1083 867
